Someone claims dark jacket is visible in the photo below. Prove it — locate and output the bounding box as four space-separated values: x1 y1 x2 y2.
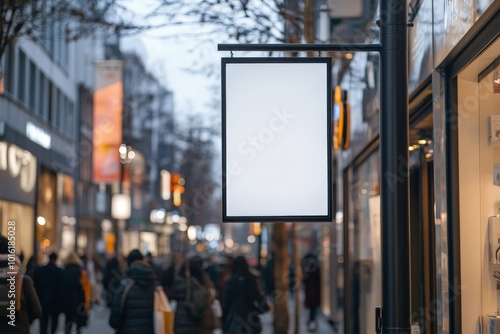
109 261 156 334
160 263 176 298
302 254 321 308
62 263 86 326
103 257 125 307
222 274 269 334
171 274 215 334
33 262 64 313
262 258 274 297
0 255 42 334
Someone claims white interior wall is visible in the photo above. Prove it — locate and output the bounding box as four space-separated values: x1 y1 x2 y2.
457 36 500 334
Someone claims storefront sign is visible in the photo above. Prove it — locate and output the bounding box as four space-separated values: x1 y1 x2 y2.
333 86 351 151
26 121 51 149
0 141 37 205
222 58 332 222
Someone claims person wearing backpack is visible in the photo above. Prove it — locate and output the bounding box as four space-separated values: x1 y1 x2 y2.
108 249 157 334
0 235 42 333
172 256 215 334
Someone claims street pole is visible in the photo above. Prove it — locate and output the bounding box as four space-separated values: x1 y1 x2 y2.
116 161 125 255
379 0 410 333
257 230 262 271
218 3 411 328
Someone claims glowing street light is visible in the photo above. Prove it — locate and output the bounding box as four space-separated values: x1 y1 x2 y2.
37 216 46 226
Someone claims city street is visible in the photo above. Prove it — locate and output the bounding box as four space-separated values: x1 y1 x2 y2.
31 296 336 334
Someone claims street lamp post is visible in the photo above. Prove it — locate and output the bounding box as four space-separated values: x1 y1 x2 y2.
112 144 135 254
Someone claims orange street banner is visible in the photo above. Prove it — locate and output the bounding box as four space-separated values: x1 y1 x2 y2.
93 60 123 183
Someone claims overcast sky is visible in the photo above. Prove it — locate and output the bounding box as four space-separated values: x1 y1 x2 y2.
121 1 222 122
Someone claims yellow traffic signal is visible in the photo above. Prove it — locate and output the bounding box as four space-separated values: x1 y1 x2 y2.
171 173 185 206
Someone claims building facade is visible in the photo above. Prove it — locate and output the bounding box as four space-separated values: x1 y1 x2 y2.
0 21 105 262
327 0 499 333
119 51 175 256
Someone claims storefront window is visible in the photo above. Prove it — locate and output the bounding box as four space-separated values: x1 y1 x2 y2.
37 169 57 252
347 151 381 334
456 36 500 333
0 200 34 265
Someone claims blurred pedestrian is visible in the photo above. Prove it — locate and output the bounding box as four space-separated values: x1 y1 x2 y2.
103 254 125 307
172 256 215 334
62 251 86 334
205 255 219 295
80 253 98 305
33 252 64 334
160 252 182 298
109 249 157 334
262 254 274 301
302 253 321 332
217 255 234 302
222 256 270 334
0 235 42 334
91 254 104 305
25 253 40 278
145 251 162 280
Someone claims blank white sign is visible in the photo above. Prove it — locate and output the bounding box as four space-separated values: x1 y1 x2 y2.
223 58 331 221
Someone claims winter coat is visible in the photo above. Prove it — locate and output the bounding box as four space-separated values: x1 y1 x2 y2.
0 255 42 334
302 254 321 308
222 274 269 334
160 263 176 298
33 262 64 313
171 275 215 334
62 263 86 326
262 258 274 297
103 257 125 307
109 260 156 334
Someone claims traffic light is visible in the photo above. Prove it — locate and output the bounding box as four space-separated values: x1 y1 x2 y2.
171 173 185 206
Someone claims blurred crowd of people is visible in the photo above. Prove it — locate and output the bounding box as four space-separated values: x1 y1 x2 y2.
0 233 322 334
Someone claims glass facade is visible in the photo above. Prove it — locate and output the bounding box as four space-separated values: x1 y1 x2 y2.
456 36 500 333
346 151 380 334
335 1 499 333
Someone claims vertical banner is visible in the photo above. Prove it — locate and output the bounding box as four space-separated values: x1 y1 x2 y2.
222 58 332 222
93 60 123 183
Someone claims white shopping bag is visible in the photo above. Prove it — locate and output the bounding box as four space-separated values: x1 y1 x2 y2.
154 286 174 334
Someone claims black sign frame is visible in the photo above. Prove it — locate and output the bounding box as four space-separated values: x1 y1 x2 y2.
221 57 332 222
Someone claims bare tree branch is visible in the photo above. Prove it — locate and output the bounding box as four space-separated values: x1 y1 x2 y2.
0 0 146 61
151 0 305 44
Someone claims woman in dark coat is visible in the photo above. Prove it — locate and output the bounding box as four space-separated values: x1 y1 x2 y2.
171 256 215 334
0 253 42 334
302 253 321 332
109 249 156 334
62 251 86 334
222 256 270 334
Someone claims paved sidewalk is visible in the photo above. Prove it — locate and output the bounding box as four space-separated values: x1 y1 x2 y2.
31 298 335 333
31 302 113 334
260 296 334 334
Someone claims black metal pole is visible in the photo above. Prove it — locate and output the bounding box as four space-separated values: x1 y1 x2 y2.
257 230 262 271
380 0 410 333
218 43 380 53
115 161 125 255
